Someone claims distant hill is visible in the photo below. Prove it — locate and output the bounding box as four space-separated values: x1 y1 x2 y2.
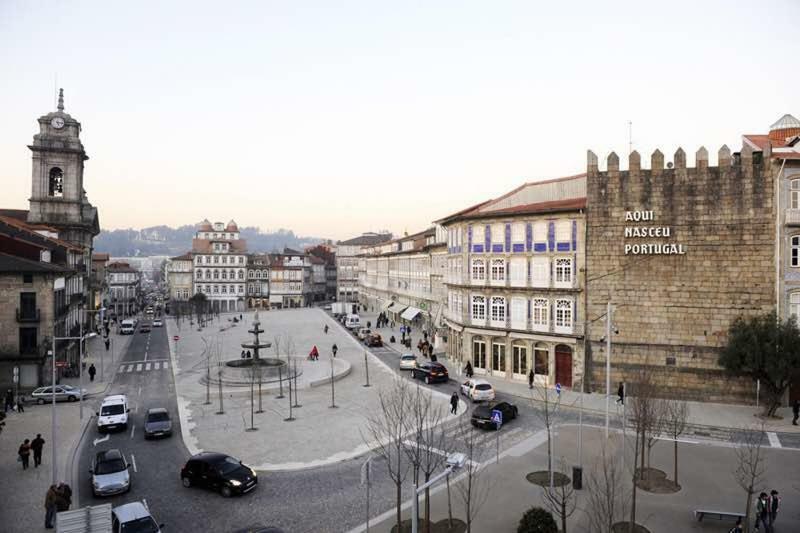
94 224 326 257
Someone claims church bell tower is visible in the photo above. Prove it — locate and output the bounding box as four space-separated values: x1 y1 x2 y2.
27 88 99 248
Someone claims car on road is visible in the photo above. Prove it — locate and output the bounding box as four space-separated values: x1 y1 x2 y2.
139 322 151 333
120 319 135 335
90 449 131 496
399 353 417 370
460 379 496 402
345 314 361 330
181 452 258 497
323 304 332 311
31 385 87 404
143 407 172 439
365 333 383 347
470 401 518 430
97 395 130 432
152 319 163 327
411 361 449 384
112 501 164 532
357 327 371 341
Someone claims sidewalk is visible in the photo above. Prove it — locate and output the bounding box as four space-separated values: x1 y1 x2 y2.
0 331 131 533
355 308 800 434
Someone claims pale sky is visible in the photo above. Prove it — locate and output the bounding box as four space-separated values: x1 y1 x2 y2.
1 1 798 240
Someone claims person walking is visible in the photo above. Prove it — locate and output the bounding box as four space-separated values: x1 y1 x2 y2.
45 484 58 529
528 368 534 389
754 492 768 531
793 399 799 426
4 389 13 412
31 433 45 467
16 394 24 413
332 344 338 358
465 361 473 378
55 483 72 512
450 392 459 414
88 363 97 382
728 517 743 533
616 382 625 405
768 489 781 532
18 439 31 469
324 324 329 334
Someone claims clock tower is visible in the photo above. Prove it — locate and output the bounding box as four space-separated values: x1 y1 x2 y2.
27 88 100 249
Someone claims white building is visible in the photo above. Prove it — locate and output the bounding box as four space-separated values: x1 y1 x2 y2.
166 253 193 302
337 232 392 302
191 219 247 312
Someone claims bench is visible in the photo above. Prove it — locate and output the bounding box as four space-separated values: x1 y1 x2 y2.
694 509 745 522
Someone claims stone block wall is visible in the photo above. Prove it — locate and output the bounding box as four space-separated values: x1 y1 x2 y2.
585 146 775 402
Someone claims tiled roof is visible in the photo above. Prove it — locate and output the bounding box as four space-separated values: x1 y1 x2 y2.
106 262 138 273
170 252 193 261
0 215 84 252
191 238 248 253
338 233 393 246
92 252 110 261
0 209 29 222
0 252 73 273
743 134 800 159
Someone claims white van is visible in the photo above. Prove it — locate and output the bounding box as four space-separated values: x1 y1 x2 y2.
97 395 130 432
120 319 135 335
345 314 361 330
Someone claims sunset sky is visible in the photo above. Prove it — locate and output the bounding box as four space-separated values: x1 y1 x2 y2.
1 0 798 240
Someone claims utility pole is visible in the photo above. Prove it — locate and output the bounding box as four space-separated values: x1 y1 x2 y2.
363 351 371 388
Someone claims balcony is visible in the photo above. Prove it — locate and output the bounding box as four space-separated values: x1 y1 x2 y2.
16 308 41 323
786 209 800 226
70 293 85 305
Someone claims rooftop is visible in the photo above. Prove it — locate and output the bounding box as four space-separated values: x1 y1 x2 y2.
338 233 393 246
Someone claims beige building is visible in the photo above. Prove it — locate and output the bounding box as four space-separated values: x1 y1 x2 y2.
438 175 586 388
106 262 141 319
166 253 193 302
192 219 247 312
336 232 392 302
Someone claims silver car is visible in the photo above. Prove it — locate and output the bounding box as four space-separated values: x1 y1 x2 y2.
91 449 131 496
31 385 87 404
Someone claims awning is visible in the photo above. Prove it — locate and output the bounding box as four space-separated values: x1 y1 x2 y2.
401 307 422 321
382 300 395 310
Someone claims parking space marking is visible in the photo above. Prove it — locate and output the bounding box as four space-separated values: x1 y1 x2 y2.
131 453 137 472
130 423 136 439
768 432 782 448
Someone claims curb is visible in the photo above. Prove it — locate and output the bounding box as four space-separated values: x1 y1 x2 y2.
307 358 352 387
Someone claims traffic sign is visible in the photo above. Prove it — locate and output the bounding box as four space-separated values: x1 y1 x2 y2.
556 383 562 395
55 361 69 368
491 409 503 430
173 335 180 341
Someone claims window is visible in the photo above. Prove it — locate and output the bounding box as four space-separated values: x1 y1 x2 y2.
48 167 64 197
555 299 573 331
792 180 800 210
490 296 506 325
512 343 528 376
239 257 244 264
471 295 486 322
791 293 800 321
222 256 227 264
532 298 549 330
490 259 506 284
492 342 506 372
213 256 219 264
555 257 573 286
214 243 220 251
213 270 219 279
511 222 525 244
471 259 485 283
531 257 550 287
230 270 236 279
238 270 244 280
196 269 202 279
793 236 800 267
205 270 211 280
473 338 487 370
221 285 227 293
556 220 571 242
533 221 547 242
509 258 526 286
511 297 527 330
534 343 549 375
491 224 504 244
19 327 37 354
221 270 227 279
472 225 484 247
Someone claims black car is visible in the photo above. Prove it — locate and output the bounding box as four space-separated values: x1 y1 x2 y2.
181 452 258 497
143 407 172 439
470 401 518 430
411 362 449 384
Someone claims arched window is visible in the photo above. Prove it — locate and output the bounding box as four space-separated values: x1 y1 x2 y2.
792 180 800 210
221 270 227 279
252 270 258 279
230 270 236 279
792 236 800 267
48 167 64 197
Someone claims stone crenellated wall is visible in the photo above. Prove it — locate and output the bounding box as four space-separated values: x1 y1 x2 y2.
585 145 775 402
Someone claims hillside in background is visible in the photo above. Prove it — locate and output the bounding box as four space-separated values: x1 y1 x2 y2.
94 224 326 257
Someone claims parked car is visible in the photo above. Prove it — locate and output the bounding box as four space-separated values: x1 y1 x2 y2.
181 452 258 497
112 501 164 532
143 407 172 439
357 328 371 341
365 333 383 347
399 354 417 370
152 319 163 327
139 322 151 333
411 362 449 384
460 379 496 402
470 401 518 430
90 449 131 497
31 385 87 404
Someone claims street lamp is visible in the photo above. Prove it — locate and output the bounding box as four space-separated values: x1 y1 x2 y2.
602 302 619 439
411 452 467 533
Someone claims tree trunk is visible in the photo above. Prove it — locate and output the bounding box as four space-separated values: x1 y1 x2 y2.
424 472 431 533
744 489 753 533
629 428 640 533
561 499 567 533
639 428 646 480
396 481 402 532
447 475 453 530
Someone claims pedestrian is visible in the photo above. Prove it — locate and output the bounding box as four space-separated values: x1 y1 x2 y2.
407 326 412 335
754 492 768 531
241 350 246 359
240 313 243 320
104 337 110 351
18 438 31 469
793 399 799 426
465 361 473 378
88 363 97 382
332 344 338 358
4 389 13 412
246 350 251 358
45 484 58 529
16 394 24 413
728 517 743 533
768 489 780 531
616 382 625 405
528 368 534 389
324 324 329 334
367 321 371 329
450 392 459 414
309 345 320 361
31 433 45 467
55 483 72 512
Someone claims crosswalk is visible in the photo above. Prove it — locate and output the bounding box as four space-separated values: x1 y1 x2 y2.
117 360 170 373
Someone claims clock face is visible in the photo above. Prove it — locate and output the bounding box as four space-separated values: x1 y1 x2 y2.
50 117 65 129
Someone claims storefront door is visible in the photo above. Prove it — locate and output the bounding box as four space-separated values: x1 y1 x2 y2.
512 344 527 380
491 342 506 374
472 339 487 373
555 344 573 388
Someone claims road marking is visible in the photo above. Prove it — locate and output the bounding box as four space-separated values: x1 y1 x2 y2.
143 498 148 510
131 423 135 439
131 453 137 472
402 439 477 467
145 363 151 371
138 386 142 397
93 434 110 446
767 432 782 448
136 363 142 372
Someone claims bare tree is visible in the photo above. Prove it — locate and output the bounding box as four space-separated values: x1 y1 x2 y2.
273 335 284 399
663 399 689 485
541 457 577 533
643 398 667 471
733 424 768 533
454 417 492 533
530 378 561 485
585 435 629 533
627 370 662 532
362 378 412 532
245 363 259 431
403 384 449 533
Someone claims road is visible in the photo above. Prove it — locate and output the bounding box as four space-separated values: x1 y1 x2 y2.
72 315 800 533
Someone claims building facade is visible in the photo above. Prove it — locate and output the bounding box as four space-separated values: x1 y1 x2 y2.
246 254 271 308
337 232 392 302
268 250 311 308
439 175 586 387
192 219 247 312
165 253 193 302
106 262 142 319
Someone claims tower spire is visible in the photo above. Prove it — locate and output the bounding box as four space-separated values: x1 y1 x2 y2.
57 88 64 112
